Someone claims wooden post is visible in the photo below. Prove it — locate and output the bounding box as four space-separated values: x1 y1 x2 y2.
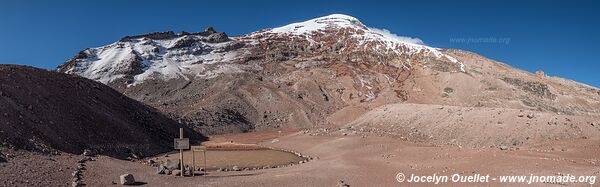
179 128 184 177
192 149 195 177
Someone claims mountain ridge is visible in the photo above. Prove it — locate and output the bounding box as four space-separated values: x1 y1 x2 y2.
57 14 600 145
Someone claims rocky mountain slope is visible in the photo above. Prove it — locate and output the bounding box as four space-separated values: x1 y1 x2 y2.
57 14 600 146
0 65 205 158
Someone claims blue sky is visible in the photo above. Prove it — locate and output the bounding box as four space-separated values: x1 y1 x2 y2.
1 0 599 87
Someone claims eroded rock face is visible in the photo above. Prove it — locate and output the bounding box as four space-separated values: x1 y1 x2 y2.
204 32 228 43
169 36 200 49
501 77 556 100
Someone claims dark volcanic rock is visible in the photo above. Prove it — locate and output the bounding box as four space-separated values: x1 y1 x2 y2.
58 50 89 72
169 36 200 49
120 31 177 42
204 32 228 43
0 65 206 158
205 27 216 34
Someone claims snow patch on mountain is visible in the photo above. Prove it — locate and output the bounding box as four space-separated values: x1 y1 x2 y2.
62 35 245 85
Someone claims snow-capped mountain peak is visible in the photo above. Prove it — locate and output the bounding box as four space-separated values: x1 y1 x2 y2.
252 14 460 67
270 14 368 35
59 14 464 86
268 14 425 46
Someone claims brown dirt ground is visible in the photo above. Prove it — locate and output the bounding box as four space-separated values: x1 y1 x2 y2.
0 148 80 187
76 131 599 187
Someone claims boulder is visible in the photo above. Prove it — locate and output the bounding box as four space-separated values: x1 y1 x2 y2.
156 164 167 174
119 174 135 185
527 113 535 119
164 159 181 170
184 165 192 176
232 166 241 171
499 145 509 150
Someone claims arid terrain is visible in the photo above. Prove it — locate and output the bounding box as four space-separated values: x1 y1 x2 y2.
1 14 600 186
8 130 594 187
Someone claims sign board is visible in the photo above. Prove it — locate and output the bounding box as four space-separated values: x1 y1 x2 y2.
174 138 190 149
191 146 206 152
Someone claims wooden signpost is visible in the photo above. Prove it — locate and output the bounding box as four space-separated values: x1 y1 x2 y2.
174 128 189 177
191 145 207 176
173 128 207 177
